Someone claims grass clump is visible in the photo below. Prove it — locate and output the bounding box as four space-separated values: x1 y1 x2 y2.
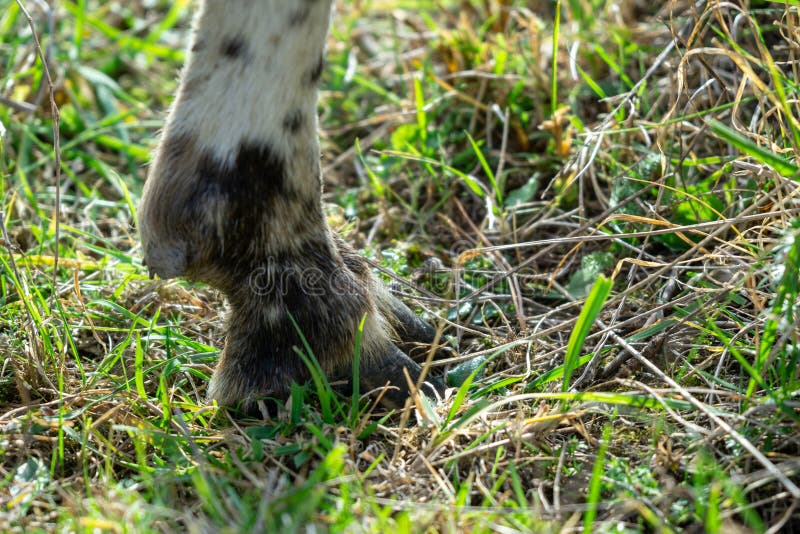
1 0 800 531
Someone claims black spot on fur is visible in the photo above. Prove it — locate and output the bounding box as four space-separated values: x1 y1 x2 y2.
283 110 304 134
155 134 327 289
307 55 324 85
221 36 248 59
190 142 288 260
289 5 311 27
191 39 205 53
198 142 287 199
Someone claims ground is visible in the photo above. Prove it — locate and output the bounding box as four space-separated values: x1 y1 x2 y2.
1 0 799 532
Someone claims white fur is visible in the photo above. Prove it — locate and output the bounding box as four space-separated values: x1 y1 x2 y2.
167 0 331 187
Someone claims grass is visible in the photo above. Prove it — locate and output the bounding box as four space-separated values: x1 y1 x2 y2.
1 0 800 531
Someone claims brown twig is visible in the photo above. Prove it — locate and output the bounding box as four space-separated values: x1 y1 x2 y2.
15 0 61 292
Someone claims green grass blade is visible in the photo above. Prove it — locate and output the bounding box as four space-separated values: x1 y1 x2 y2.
414 76 427 146
466 132 502 205
134 333 147 399
551 0 561 116
350 314 366 425
584 422 612 532
708 120 799 178
355 139 385 198
563 275 612 392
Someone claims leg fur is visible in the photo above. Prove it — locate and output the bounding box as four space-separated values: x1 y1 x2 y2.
139 0 446 412
336 237 453 361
